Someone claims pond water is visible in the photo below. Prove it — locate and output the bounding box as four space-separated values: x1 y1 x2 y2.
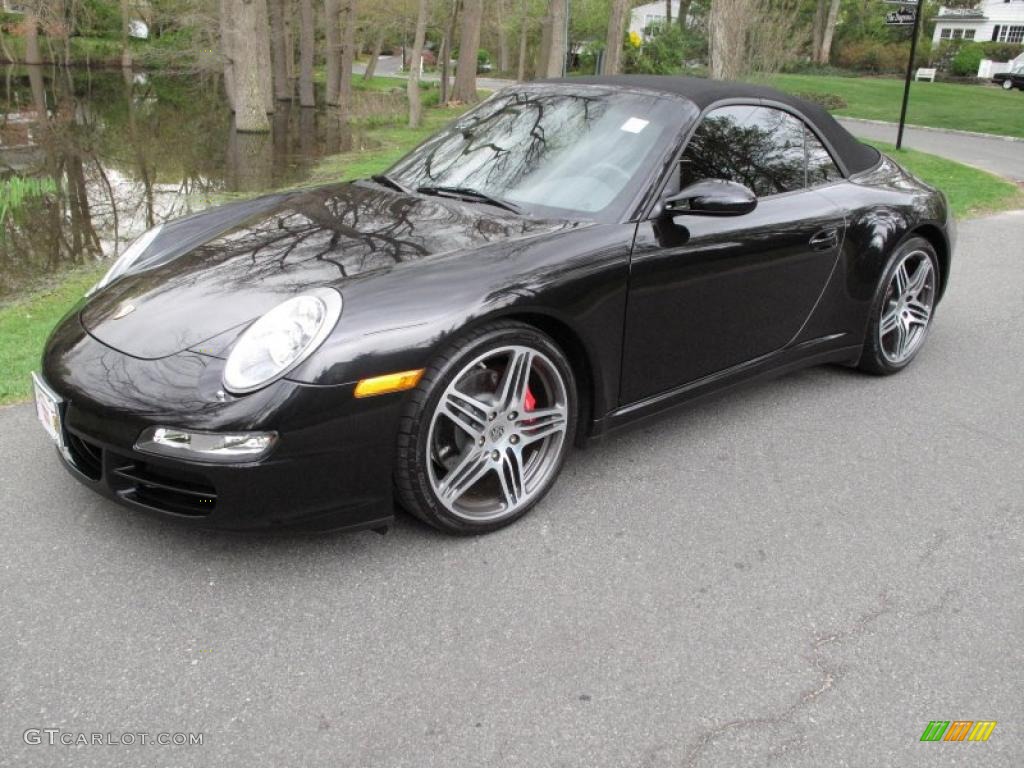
0 66 390 300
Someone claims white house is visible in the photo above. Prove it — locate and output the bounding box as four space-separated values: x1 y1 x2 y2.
629 1 685 40
932 0 1024 45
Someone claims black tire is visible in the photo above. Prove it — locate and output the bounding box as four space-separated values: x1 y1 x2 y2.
857 236 940 375
394 320 578 535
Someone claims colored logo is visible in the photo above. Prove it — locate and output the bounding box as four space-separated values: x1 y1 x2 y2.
920 721 996 742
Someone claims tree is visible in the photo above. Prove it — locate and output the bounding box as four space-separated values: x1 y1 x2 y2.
363 29 386 80
543 0 566 77
408 0 430 126
453 0 482 102
338 0 356 114
818 0 841 64
495 0 510 72
268 0 292 100
516 0 529 80
225 0 271 131
299 0 315 106
603 0 630 74
325 0 341 104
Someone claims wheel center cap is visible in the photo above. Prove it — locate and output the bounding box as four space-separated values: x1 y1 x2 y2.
489 425 505 442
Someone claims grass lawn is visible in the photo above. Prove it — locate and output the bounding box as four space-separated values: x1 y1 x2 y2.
2 93 1021 406
0 265 103 406
765 73 1024 139
871 141 1024 218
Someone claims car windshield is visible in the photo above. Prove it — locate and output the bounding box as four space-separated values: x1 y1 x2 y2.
386 86 691 221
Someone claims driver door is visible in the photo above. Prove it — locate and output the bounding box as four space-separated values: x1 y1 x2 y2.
619 105 846 404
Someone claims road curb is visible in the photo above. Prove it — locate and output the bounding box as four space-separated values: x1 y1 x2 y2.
838 116 1024 144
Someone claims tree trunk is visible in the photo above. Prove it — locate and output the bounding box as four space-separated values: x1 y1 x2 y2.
678 0 692 30
441 0 460 103
811 0 827 62
818 0 841 65
452 0 482 103
408 0 429 127
708 0 749 79
544 0 567 78
516 0 528 80
24 13 42 65
230 0 271 131
537 11 551 77
338 0 355 116
259 0 275 112
363 30 385 80
666 0 672 26
299 0 315 106
219 0 236 110
496 0 509 72
284 1 295 84
121 0 132 69
325 0 341 105
603 0 629 75
269 0 291 100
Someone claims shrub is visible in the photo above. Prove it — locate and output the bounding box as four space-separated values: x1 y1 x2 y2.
834 40 908 73
951 42 984 76
792 90 848 110
979 42 1024 62
623 24 705 75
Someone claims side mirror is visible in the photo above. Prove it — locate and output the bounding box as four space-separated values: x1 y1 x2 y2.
663 179 757 217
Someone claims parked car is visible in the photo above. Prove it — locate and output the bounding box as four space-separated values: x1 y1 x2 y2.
993 63 1024 91
35 76 953 535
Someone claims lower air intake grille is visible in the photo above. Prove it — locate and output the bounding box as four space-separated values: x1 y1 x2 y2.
112 461 217 516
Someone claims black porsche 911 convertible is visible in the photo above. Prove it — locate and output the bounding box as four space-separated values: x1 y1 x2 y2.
35 76 953 535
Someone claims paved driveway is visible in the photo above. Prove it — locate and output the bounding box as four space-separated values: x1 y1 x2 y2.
1 212 1022 767
839 118 1024 182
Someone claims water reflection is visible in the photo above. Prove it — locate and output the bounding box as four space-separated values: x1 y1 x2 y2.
0 66 385 299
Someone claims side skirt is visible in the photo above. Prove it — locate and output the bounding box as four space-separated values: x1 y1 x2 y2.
587 334 861 442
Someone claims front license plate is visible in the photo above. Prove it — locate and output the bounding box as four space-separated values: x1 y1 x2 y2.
32 372 63 447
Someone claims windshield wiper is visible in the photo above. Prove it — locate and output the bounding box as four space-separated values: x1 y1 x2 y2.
416 185 523 214
371 173 415 195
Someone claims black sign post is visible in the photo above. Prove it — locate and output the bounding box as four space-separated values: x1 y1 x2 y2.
894 0 924 149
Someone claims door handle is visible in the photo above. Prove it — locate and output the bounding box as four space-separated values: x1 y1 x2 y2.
809 228 839 251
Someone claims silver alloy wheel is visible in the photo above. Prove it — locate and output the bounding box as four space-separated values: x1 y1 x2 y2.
879 249 936 364
426 345 569 522
1004 79 1013 90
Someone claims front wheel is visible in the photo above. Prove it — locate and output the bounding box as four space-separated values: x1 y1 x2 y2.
1003 79 1014 91
857 237 939 375
394 321 577 534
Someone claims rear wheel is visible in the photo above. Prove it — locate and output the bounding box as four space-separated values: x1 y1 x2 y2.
395 321 577 534
1003 79 1014 90
857 237 939 375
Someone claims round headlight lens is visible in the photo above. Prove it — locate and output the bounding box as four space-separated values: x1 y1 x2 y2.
223 288 342 394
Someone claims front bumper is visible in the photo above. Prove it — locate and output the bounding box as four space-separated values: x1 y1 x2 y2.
40 314 402 532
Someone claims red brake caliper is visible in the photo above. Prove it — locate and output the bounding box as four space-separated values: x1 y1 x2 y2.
523 387 536 413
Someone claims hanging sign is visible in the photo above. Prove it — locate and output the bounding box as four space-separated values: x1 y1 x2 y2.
886 8 917 25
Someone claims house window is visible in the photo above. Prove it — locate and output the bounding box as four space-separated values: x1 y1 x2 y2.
964 29 975 39
952 29 964 39
992 25 1001 41
1000 25 1024 43
940 28 952 39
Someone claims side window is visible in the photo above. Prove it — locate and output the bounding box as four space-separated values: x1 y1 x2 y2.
805 129 842 186
680 106 806 197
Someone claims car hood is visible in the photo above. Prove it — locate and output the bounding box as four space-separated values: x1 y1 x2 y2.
80 181 575 360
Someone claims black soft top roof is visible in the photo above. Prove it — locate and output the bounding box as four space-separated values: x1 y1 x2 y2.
546 75 880 176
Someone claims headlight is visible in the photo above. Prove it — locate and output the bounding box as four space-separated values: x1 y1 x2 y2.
87 223 165 295
223 288 342 394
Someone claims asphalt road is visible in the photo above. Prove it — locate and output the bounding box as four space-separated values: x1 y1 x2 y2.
840 119 1024 183
2 212 1023 767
